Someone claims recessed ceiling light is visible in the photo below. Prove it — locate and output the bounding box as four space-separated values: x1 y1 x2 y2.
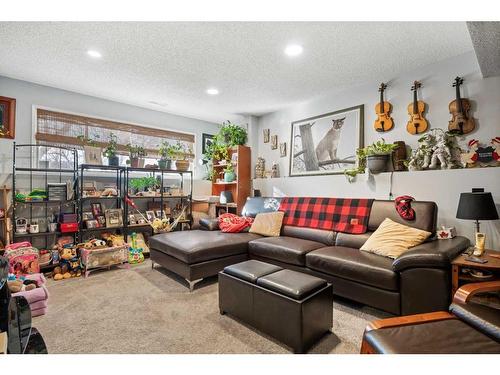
284 44 303 57
206 88 219 95
87 50 102 59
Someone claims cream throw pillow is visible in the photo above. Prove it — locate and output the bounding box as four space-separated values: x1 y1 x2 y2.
249 211 285 237
360 218 432 259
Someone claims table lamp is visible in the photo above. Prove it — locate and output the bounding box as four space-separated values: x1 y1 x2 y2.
456 189 498 255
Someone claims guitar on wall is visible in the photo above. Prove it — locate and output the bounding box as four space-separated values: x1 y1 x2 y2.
406 81 428 135
374 83 394 132
448 76 475 135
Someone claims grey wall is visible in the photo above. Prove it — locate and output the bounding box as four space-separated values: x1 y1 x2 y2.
0 75 218 194
255 51 500 247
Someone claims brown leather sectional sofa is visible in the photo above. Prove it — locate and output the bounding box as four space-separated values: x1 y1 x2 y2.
150 197 470 315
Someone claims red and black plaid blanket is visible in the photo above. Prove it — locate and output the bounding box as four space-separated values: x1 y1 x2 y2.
279 197 374 234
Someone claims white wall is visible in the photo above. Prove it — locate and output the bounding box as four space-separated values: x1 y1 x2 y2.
255 51 500 247
0 75 218 195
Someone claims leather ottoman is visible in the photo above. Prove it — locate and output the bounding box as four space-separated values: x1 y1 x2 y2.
219 260 333 353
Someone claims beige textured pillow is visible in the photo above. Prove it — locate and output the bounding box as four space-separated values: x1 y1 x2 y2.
249 212 285 237
360 218 432 259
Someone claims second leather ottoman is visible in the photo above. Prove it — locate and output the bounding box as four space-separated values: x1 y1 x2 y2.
219 261 333 353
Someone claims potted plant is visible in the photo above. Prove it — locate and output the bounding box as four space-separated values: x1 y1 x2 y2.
344 139 398 181
158 141 175 170
129 177 146 195
77 134 101 165
223 162 236 182
173 142 191 171
126 144 147 168
103 133 119 166
365 139 399 174
217 121 248 146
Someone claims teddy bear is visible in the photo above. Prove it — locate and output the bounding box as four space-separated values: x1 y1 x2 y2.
7 279 37 293
53 247 81 280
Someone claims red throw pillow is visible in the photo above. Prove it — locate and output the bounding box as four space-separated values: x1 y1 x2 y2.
218 213 254 233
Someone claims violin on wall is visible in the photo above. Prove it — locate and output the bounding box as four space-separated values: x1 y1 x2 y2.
374 83 394 132
448 76 475 135
406 81 428 135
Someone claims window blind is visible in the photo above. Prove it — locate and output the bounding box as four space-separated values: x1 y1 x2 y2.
35 108 195 159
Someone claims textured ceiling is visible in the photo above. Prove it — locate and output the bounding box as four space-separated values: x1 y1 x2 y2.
0 22 474 123
467 22 500 78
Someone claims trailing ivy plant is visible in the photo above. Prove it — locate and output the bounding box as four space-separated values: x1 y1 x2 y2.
217 121 248 146
344 139 398 182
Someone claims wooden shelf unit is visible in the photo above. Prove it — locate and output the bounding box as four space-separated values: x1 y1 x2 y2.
211 145 251 215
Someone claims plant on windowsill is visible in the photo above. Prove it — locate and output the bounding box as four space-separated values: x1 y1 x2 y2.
103 133 119 166
172 142 191 172
344 139 399 182
77 134 102 165
126 144 147 168
158 141 176 170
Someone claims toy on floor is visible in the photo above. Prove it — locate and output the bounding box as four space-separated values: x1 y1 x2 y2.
6 272 38 293
53 247 81 280
128 232 144 264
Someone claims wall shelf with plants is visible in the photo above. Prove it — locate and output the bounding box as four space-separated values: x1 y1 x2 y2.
202 121 251 215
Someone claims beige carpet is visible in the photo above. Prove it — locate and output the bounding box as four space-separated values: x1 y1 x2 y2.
33 260 390 354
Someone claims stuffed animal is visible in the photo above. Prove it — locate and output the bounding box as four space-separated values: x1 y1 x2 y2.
7 280 36 293
53 247 81 280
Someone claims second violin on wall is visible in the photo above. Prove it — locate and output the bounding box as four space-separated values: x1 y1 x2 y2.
406 81 429 135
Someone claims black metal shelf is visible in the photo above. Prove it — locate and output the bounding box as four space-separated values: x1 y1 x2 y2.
126 167 192 175
14 200 76 205
80 227 122 233
13 231 62 238
80 196 122 201
14 167 75 173
12 143 79 249
124 167 193 236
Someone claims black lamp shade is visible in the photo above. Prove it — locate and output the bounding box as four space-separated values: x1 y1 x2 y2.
456 192 499 221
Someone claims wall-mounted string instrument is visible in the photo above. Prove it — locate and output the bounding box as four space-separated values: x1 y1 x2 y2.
448 76 475 135
374 83 394 132
406 81 428 135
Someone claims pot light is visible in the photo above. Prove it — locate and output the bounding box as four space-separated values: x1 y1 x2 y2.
87 50 102 59
284 44 303 57
206 88 219 95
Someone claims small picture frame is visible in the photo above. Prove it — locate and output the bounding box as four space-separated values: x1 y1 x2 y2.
105 208 123 228
155 210 164 219
263 129 270 143
135 214 146 225
96 215 106 227
146 211 156 222
82 211 94 221
91 202 103 217
271 135 278 150
0 96 16 139
128 214 137 225
85 219 99 229
279 142 287 157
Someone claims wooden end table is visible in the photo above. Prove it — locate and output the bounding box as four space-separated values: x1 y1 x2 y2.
451 249 500 298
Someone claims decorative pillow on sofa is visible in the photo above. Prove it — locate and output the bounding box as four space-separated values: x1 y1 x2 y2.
360 218 432 259
249 212 285 237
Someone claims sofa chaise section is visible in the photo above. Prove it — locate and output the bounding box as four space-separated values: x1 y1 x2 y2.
149 230 261 291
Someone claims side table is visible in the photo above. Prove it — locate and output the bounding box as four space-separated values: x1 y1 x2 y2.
451 249 500 298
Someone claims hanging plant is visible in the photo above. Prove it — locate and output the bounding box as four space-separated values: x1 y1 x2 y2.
217 121 248 146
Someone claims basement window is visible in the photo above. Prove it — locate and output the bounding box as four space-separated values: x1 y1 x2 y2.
34 108 195 169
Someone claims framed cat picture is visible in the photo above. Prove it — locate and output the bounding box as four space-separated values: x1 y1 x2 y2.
289 105 364 177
